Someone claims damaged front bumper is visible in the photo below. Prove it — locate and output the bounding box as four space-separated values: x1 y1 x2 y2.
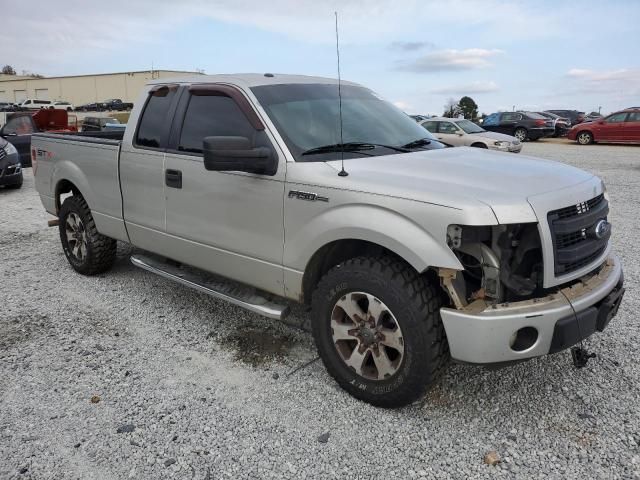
440 254 624 364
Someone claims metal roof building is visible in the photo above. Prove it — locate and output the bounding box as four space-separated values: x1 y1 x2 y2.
0 70 202 105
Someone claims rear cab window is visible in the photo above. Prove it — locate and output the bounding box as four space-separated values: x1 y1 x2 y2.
134 85 178 149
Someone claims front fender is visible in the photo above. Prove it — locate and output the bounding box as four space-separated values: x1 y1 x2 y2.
284 203 463 274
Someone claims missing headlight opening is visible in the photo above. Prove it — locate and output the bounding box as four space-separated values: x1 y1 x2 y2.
445 224 543 305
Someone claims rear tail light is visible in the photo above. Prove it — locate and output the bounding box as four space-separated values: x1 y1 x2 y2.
535 119 546 126
31 147 37 175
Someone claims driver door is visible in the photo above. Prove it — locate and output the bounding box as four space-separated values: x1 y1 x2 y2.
163 85 286 296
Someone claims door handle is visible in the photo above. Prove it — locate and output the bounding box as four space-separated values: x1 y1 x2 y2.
165 169 182 189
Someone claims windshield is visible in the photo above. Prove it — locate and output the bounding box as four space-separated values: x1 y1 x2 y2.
251 83 442 162
455 119 485 134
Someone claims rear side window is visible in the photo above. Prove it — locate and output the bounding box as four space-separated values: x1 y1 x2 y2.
627 112 640 122
421 121 438 133
177 94 255 154
135 87 177 148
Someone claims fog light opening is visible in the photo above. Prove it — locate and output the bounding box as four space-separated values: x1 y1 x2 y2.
510 326 538 352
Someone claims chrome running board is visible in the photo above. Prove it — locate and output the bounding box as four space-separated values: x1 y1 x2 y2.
130 254 290 320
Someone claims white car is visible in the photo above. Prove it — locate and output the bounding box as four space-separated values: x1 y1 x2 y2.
51 101 75 111
420 117 522 153
17 98 53 110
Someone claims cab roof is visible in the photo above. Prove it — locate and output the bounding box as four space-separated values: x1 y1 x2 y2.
148 73 359 88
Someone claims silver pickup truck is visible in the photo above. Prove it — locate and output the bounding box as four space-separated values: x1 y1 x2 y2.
33 74 625 407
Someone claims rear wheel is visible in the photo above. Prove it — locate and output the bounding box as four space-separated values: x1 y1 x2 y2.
577 131 593 145
514 128 528 142
58 195 117 275
311 256 448 408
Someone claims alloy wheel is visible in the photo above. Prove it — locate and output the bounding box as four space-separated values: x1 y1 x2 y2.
330 292 404 380
65 212 88 261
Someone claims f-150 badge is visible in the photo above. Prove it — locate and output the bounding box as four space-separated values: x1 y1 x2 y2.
288 190 329 202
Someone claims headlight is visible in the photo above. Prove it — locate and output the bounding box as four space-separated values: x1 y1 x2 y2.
3 142 18 156
494 141 509 147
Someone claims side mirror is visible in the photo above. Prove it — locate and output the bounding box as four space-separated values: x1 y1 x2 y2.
456 131 464 136
203 136 276 176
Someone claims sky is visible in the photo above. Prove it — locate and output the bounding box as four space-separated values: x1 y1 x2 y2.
1 0 638 115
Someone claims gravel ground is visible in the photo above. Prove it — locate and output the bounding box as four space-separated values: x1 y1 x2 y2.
1 140 639 479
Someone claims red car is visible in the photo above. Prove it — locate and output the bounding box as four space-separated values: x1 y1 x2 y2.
568 108 640 145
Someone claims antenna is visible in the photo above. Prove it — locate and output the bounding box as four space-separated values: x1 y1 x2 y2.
335 11 348 177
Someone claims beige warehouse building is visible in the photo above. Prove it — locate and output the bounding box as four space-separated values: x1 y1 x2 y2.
0 70 201 106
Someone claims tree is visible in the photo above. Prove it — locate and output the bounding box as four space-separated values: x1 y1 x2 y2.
443 98 461 118
458 96 479 120
1 65 16 75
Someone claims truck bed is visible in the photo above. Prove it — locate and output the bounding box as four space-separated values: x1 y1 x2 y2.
32 130 128 242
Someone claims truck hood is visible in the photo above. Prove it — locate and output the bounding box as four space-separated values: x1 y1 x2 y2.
326 147 594 224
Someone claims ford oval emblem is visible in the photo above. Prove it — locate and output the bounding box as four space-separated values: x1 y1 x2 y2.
594 219 610 239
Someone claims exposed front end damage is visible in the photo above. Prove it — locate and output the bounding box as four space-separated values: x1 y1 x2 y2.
438 219 624 364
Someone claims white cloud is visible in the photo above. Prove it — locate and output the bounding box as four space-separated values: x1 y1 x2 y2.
0 0 593 74
398 49 503 73
566 67 640 97
430 81 499 94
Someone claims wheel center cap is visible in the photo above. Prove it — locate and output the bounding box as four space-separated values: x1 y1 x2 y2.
359 327 376 346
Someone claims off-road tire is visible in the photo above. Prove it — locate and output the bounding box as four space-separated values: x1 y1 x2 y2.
311 256 448 408
58 195 117 275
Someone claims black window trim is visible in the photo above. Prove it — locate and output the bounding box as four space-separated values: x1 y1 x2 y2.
132 84 182 152
166 84 269 159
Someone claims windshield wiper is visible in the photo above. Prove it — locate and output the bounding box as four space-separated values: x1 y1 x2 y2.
401 138 432 149
301 142 408 156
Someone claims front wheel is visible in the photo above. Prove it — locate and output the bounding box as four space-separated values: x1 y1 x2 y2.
514 127 528 142
58 195 117 275
311 256 448 408
577 131 593 145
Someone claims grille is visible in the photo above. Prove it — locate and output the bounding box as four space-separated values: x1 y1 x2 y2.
547 194 609 275
553 194 604 219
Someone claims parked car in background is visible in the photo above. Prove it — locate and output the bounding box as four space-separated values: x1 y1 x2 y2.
420 117 522 152
568 108 640 145
545 110 585 126
0 110 77 166
81 116 120 132
410 114 430 122
102 99 133 111
17 99 53 110
75 102 105 112
0 102 18 112
536 112 570 137
482 111 554 142
0 136 23 189
51 101 74 111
